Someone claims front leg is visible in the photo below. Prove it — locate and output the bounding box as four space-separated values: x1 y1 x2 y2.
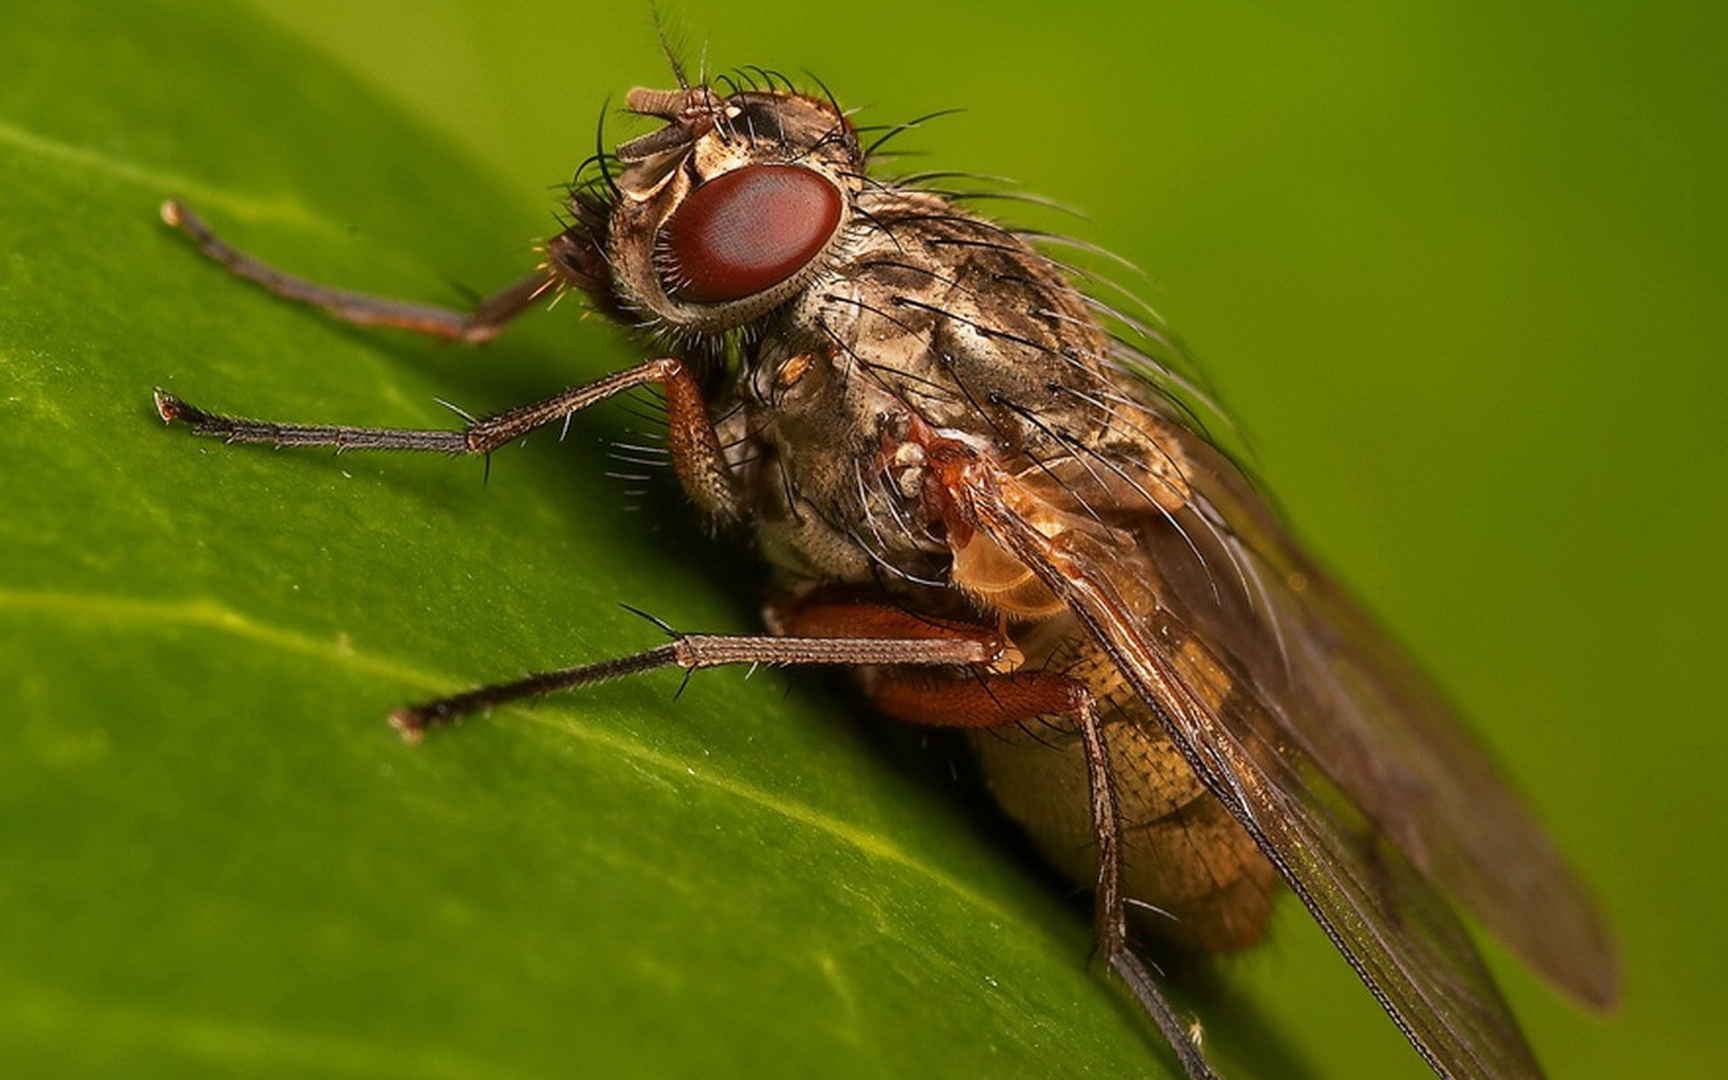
155 356 742 521
161 200 559 343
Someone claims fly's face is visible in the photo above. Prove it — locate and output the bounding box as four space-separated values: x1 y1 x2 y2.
600 86 865 333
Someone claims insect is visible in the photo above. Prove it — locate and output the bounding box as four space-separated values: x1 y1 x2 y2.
151 58 1618 1079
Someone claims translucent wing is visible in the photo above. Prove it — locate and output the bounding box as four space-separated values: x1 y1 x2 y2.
1154 423 1619 1009
1075 293 1617 1005
953 431 1605 1079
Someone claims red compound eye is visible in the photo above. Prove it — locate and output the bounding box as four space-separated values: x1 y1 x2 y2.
661 165 843 303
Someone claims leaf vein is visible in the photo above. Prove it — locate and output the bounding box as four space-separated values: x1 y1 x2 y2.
0 587 1014 924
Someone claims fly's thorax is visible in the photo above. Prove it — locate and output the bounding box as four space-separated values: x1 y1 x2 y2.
720 191 1135 582
804 189 1118 429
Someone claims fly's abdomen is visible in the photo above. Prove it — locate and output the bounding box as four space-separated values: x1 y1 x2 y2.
970 621 1279 952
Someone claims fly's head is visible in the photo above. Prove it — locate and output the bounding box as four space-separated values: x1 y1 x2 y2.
576 85 864 336
544 75 1153 592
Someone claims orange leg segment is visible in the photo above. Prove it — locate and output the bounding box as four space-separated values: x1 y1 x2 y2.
871 669 1086 730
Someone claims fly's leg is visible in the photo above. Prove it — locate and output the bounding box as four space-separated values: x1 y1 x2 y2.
388 632 996 741
390 592 1217 1075
161 199 553 342
1079 704 1221 1080
154 356 742 520
774 596 1221 1080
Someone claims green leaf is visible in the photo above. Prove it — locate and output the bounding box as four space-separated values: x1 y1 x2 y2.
0 3 1178 1077
7 1 1721 1078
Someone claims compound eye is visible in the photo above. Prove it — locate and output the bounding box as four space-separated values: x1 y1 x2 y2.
661 165 843 304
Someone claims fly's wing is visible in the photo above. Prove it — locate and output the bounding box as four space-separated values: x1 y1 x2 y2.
1158 423 1619 1010
1029 286 1611 1006
958 445 1568 1080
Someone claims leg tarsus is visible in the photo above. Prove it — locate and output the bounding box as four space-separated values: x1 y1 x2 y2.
391 643 683 742
153 387 183 425
1109 949 1220 1080
154 386 467 452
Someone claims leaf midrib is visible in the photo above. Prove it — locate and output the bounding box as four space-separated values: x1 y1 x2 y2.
0 586 1015 926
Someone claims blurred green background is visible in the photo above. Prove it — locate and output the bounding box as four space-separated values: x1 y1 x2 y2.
2 0 1722 1076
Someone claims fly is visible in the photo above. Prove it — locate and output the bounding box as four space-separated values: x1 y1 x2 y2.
150 57 1618 1079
